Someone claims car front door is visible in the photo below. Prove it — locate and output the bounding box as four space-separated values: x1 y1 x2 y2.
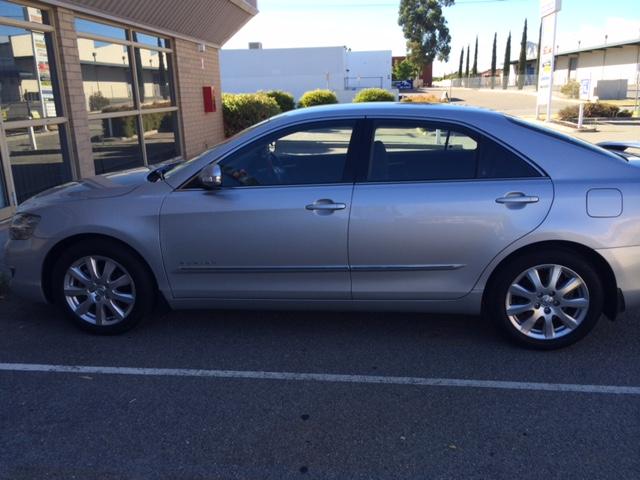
348 119 554 300
160 120 360 299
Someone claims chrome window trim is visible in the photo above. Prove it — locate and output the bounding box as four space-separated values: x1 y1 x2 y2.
354 176 552 187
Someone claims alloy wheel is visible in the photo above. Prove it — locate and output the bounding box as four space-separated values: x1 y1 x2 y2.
63 255 136 326
505 264 590 340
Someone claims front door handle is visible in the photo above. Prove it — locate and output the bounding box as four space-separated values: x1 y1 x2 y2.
305 200 347 212
496 192 539 205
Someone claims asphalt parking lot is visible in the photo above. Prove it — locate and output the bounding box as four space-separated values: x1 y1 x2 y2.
1 292 640 479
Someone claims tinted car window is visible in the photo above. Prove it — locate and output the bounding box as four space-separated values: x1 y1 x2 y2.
220 123 354 187
478 140 540 178
368 124 478 182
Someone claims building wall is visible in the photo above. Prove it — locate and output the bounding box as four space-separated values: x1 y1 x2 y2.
553 45 640 88
52 7 94 178
174 39 225 160
220 46 347 101
345 50 392 90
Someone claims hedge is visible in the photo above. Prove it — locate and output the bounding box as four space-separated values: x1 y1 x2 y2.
560 81 580 99
298 89 339 108
353 88 395 103
558 102 632 121
400 94 442 103
101 101 174 138
264 90 295 112
222 93 281 137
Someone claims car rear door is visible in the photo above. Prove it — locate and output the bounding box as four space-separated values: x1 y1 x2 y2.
160 119 361 299
348 118 554 300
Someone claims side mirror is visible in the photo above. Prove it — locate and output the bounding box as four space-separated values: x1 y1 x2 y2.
198 164 222 189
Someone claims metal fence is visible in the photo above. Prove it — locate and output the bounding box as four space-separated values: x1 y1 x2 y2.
344 76 384 90
449 74 539 90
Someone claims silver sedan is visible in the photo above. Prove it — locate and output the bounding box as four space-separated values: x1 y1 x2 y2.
4 103 640 349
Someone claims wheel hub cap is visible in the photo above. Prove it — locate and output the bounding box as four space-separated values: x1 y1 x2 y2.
505 264 590 341
63 255 136 326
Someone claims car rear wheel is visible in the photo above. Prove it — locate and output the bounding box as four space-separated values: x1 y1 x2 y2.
486 249 603 349
52 240 154 334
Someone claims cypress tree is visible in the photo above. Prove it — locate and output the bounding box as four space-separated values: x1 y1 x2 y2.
472 35 478 76
517 19 528 89
502 32 511 89
465 44 470 80
458 47 464 79
490 32 497 89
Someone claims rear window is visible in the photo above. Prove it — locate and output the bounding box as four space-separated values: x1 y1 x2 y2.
508 117 624 161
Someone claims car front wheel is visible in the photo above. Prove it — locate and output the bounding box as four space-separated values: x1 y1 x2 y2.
52 240 154 334
487 249 603 349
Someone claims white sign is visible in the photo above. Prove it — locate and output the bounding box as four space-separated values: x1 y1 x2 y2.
536 14 556 106
536 0 561 120
31 31 56 118
579 79 591 100
540 0 561 17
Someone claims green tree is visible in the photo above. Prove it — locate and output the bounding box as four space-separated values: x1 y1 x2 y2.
393 59 417 80
398 0 455 73
472 35 478 75
490 32 497 89
517 18 527 90
502 31 511 89
457 47 464 79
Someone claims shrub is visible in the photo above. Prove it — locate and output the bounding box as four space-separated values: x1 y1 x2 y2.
560 80 580 99
264 90 295 112
297 89 339 108
557 102 628 121
353 88 395 103
400 94 442 103
222 93 281 137
89 91 110 112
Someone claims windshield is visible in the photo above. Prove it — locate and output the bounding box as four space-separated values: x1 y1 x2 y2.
163 118 272 180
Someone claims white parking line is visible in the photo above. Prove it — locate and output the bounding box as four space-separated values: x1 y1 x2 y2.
2 362 640 395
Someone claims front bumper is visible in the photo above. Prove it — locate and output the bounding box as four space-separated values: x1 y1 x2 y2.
597 245 640 312
3 236 50 303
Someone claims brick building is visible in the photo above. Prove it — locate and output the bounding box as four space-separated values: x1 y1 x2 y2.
0 0 257 219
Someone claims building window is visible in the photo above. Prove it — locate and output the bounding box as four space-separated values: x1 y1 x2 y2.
75 17 180 174
5 125 71 203
90 116 143 174
0 0 72 207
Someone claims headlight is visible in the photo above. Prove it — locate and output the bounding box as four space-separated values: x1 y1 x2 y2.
9 213 41 240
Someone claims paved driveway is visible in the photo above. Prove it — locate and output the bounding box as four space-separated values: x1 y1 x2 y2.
1 294 639 479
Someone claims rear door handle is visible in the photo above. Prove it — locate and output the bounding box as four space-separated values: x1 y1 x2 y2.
305 200 347 212
496 192 539 205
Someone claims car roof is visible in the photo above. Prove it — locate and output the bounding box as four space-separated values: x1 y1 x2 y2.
273 102 505 123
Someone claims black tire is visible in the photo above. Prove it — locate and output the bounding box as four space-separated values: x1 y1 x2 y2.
52 239 155 334
485 248 603 350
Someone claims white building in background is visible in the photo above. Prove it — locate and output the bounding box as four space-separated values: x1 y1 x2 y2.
508 38 640 98
220 45 394 102
552 39 640 99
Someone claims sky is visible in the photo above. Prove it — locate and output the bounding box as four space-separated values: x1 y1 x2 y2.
224 0 640 76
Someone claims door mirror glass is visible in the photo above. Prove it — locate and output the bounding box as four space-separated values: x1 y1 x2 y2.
198 164 222 189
